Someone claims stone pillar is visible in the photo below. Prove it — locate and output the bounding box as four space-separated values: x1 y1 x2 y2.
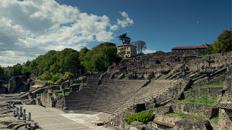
13 107 18 117
6 103 9 109
23 109 26 120
17 111 20 120
28 112 31 121
20 106 23 117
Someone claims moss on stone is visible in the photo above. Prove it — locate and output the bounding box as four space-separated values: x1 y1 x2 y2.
210 113 219 124
167 111 206 121
204 82 224 89
177 97 218 106
210 116 219 124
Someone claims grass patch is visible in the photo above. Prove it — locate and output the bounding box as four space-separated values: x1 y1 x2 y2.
167 111 206 121
177 97 218 106
124 111 154 124
210 116 219 124
210 112 219 124
204 82 224 89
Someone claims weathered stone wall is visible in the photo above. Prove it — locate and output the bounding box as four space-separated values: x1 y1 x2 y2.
184 87 222 99
40 89 56 107
172 103 216 118
107 51 232 81
109 107 135 130
186 52 232 72
8 75 31 93
221 76 232 104
109 80 188 130
218 109 232 130
224 76 232 92
0 79 7 94
107 52 184 80
0 86 7 94
153 115 212 130
55 96 64 109
174 120 211 130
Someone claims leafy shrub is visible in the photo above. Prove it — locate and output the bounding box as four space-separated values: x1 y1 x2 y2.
124 111 154 124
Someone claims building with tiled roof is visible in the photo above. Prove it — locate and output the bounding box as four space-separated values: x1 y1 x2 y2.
172 45 208 56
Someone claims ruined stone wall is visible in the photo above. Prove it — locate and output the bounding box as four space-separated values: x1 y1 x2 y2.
221 76 232 104
186 52 232 72
106 52 232 129
174 120 210 130
224 76 232 92
107 51 232 81
110 80 188 129
172 103 215 118
0 86 7 94
107 52 184 80
8 75 31 93
218 109 232 130
40 89 56 107
184 87 222 99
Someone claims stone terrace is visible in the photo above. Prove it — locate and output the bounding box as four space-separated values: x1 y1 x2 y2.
65 79 148 114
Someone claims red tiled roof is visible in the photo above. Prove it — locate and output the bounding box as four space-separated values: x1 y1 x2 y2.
172 45 208 50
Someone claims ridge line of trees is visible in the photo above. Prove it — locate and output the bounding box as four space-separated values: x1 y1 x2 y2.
0 42 120 83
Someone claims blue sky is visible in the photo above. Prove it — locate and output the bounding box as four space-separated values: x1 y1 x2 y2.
58 0 231 51
0 0 231 66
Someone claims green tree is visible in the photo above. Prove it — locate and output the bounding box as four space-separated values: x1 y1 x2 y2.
119 33 131 44
81 42 120 72
10 64 22 76
3 44 120 82
18 48 84 83
208 29 232 53
22 61 32 74
0 66 4 77
79 47 89 62
63 72 74 80
39 71 52 81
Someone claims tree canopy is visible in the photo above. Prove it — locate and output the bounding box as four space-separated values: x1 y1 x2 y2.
1 43 120 83
80 42 120 72
208 29 232 53
32 48 82 82
0 66 4 77
2 48 82 83
119 33 131 44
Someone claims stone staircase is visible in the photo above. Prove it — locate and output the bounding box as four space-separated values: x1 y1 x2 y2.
64 78 147 113
89 80 147 113
113 80 186 115
64 76 99 110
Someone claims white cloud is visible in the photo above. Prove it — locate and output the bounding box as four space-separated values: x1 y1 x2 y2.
143 49 157 54
110 11 134 31
0 0 134 67
0 50 34 67
117 11 134 28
